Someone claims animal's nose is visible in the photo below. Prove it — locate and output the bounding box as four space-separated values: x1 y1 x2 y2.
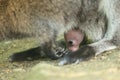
68 40 74 45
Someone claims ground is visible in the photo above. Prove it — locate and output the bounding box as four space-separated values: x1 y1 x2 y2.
0 38 120 80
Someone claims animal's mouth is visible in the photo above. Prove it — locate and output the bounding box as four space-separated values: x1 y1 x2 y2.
68 46 79 52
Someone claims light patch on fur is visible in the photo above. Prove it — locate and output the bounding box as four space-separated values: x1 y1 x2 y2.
99 0 120 40
58 58 68 66
89 39 117 56
64 21 78 33
95 46 117 56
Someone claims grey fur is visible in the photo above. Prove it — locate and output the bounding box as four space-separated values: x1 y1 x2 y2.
0 0 120 64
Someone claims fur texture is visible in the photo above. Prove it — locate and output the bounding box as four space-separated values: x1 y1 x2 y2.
0 0 120 65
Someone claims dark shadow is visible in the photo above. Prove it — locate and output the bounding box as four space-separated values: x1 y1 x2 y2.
9 47 43 62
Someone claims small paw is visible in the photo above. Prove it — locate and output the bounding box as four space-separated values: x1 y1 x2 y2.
55 47 70 57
